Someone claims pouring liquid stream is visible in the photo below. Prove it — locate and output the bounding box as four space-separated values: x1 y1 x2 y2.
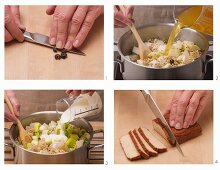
165 6 212 56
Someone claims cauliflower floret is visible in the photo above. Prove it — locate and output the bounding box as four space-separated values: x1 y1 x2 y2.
132 46 140 55
162 63 171 68
157 56 167 66
149 60 159 67
137 59 144 65
39 123 49 132
172 40 183 49
130 38 201 68
168 48 180 58
190 50 200 59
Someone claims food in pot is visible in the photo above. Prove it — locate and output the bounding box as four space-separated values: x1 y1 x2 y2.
16 121 90 154
127 39 202 68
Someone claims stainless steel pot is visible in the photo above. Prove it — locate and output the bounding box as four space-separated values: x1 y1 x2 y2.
115 23 213 80
6 111 104 164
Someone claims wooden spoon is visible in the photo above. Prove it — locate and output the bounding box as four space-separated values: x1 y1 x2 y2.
4 93 32 148
119 6 150 60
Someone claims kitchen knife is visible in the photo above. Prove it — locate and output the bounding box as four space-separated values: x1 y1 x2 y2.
23 31 86 56
141 90 184 157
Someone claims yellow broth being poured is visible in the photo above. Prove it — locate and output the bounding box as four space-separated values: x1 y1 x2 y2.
165 6 213 56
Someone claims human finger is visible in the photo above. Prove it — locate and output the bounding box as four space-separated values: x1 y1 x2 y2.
72 8 97 48
191 91 211 125
168 90 183 127
5 28 13 42
174 90 195 129
46 5 57 15
183 91 205 128
10 5 26 30
5 90 20 117
5 5 24 42
65 6 88 50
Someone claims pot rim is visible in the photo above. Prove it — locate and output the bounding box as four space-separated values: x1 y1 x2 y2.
118 22 209 70
9 111 94 156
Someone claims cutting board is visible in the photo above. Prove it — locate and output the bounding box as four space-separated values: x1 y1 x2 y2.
114 90 213 164
5 6 104 80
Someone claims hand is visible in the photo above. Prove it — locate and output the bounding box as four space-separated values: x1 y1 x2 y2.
4 90 20 122
114 5 134 28
5 5 25 42
66 90 95 97
164 90 211 129
46 5 104 50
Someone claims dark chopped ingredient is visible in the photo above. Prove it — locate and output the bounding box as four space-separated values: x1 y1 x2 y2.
61 49 67 53
170 59 174 65
55 54 61 60
129 54 140 62
61 52 67 59
53 48 68 60
53 46 58 53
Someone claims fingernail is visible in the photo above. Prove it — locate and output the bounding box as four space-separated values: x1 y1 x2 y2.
170 120 175 127
175 122 182 129
64 41 72 50
50 38 56 45
183 121 188 128
73 39 79 47
128 13 132 18
56 41 63 49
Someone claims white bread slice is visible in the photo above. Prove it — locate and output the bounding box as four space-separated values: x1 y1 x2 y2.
133 129 158 157
138 127 167 153
120 134 141 161
129 131 150 159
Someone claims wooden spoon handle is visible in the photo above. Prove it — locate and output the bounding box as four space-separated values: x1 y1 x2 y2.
4 92 15 115
118 5 145 60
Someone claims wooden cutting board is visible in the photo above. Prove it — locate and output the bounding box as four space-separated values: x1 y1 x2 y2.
114 90 213 164
5 6 104 80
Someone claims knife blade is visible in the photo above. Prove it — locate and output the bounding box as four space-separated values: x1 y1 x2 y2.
141 90 184 157
23 31 86 56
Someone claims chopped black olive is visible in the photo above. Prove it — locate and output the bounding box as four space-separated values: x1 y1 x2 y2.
53 46 58 53
61 52 67 59
170 59 174 64
55 54 61 60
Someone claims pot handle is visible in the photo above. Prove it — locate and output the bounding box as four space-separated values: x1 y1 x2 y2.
114 58 124 74
88 129 104 160
203 54 213 74
93 129 104 134
114 41 124 76
88 144 104 160
4 143 15 161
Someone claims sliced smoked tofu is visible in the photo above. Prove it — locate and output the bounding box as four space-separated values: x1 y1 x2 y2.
138 127 167 153
133 129 158 156
120 134 141 161
129 131 150 159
